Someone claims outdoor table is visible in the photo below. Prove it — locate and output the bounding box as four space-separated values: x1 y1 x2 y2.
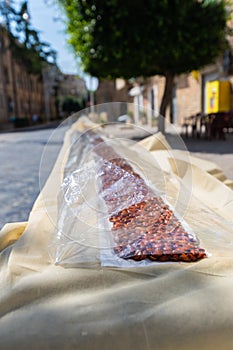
0 117 233 350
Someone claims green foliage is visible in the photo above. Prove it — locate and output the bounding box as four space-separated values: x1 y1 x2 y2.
57 0 230 128
61 95 85 112
58 0 229 79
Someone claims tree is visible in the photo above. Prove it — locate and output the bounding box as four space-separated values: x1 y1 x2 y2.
61 95 85 114
0 0 58 120
15 2 57 64
0 0 57 75
0 0 17 32
57 0 230 131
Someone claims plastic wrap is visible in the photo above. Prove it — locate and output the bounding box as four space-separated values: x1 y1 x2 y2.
53 128 210 268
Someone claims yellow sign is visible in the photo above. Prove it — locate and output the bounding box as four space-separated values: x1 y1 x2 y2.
206 80 231 114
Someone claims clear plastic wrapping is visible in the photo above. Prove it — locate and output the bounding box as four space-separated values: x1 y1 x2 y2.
53 129 209 267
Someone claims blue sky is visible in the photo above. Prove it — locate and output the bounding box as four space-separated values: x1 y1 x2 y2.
14 0 80 75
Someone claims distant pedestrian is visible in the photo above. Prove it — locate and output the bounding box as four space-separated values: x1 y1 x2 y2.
32 114 38 125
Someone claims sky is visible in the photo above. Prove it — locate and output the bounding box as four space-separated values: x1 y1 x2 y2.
14 0 81 76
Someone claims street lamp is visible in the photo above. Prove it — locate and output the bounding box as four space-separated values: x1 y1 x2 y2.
22 11 29 21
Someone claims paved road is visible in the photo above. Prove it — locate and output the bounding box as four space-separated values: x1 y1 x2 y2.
0 123 232 230
0 125 67 229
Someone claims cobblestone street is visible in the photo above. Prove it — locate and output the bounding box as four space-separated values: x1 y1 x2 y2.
0 126 67 229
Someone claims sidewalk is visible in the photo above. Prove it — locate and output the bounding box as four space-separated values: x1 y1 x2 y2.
0 120 62 134
166 132 233 181
102 123 233 181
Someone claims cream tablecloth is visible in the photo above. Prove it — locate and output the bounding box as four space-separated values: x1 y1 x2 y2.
1 118 233 350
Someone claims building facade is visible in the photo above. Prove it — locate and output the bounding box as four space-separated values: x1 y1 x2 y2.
0 26 58 129
59 74 87 97
96 50 232 127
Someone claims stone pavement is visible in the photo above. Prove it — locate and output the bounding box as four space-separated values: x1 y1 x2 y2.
166 131 233 181
103 123 233 181
0 125 67 229
0 122 232 230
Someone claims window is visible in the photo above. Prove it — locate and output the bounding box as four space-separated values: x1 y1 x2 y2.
0 94 4 108
24 77 29 90
0 35 4 51
8 97 14 112
17 74 22 88
30 78 34 92
4 67 9 85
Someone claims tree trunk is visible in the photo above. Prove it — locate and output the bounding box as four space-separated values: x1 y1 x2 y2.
158 72 175 133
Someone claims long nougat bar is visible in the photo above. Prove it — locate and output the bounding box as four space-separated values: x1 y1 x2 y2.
88 131 206 262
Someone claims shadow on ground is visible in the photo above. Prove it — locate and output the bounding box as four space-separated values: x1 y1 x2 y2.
165 133 233 154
